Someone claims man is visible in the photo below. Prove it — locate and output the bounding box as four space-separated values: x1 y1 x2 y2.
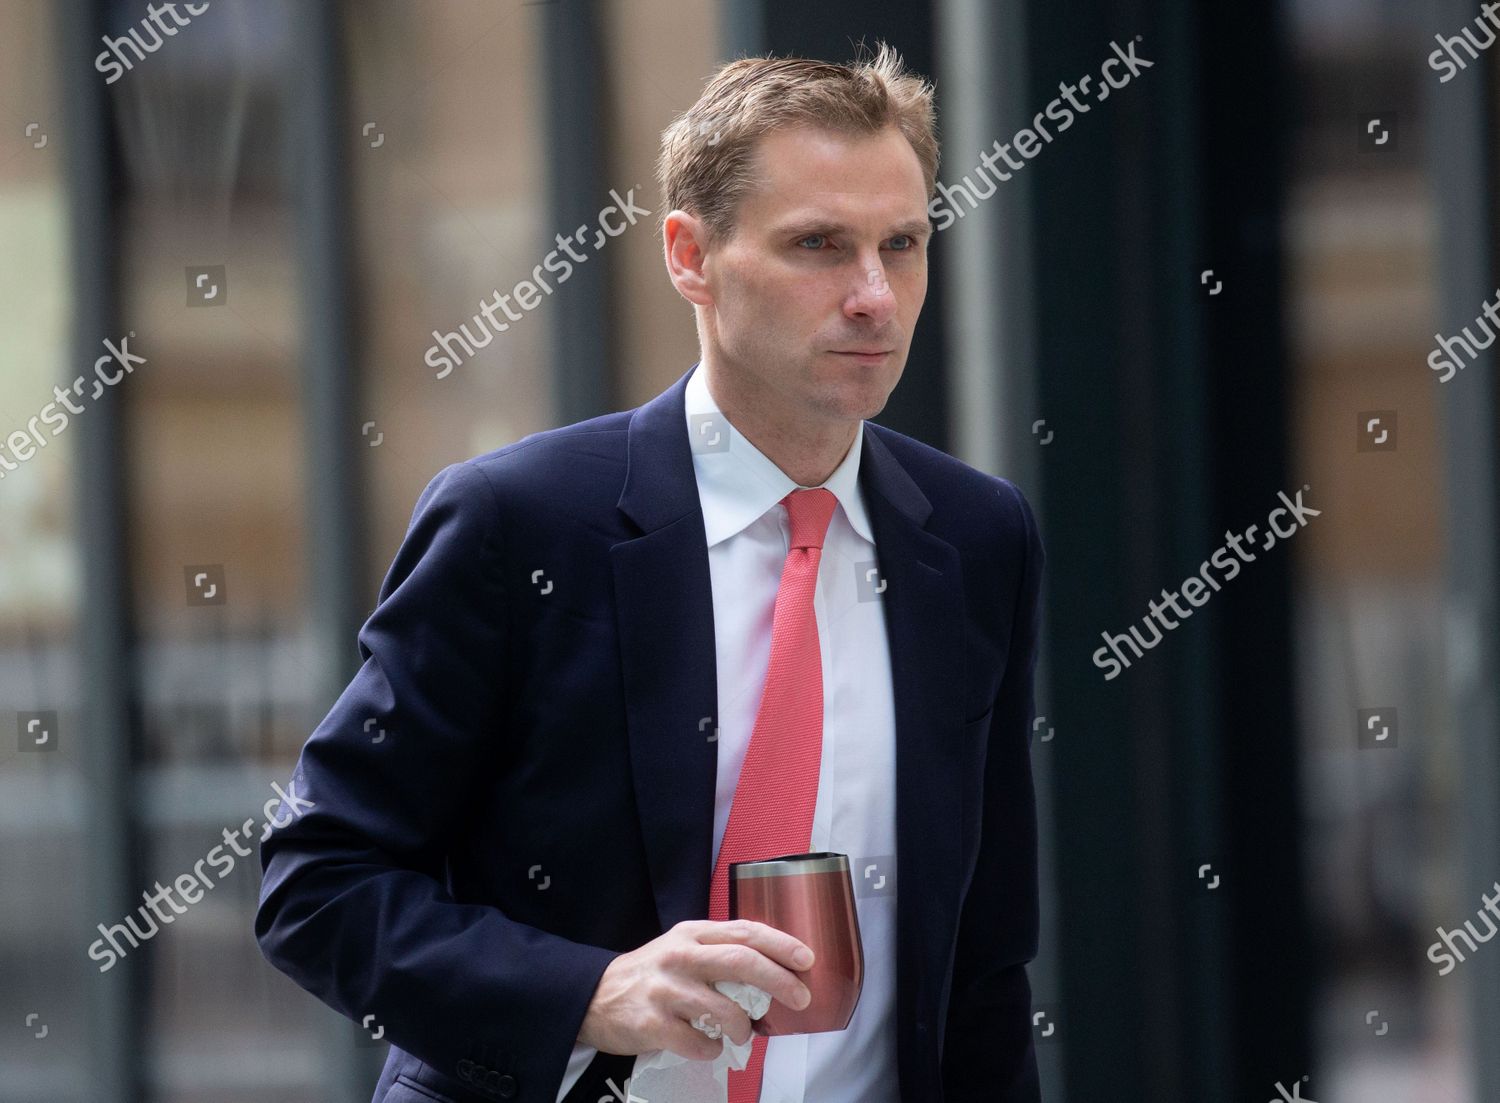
256 42 1045 1103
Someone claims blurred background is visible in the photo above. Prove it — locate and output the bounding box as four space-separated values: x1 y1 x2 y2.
0 0 1494 1099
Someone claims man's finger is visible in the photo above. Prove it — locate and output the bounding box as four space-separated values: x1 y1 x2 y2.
687 941 812 1013
695 918 816 970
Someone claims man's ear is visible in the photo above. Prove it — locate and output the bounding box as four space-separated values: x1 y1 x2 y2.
664 210 715 307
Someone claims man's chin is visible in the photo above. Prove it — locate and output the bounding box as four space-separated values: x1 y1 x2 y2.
823 383 898 424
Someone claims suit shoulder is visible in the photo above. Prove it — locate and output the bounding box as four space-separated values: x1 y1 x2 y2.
414 411 636 531
439 408 634 501
864 421 1037 532
466 407 632 470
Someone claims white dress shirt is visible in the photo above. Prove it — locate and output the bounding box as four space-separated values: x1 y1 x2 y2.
557 361 899 1103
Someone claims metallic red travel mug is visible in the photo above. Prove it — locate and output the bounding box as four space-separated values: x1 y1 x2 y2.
728 851 864 1036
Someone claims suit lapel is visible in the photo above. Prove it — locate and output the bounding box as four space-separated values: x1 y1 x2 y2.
857 425 969 1093
613 368 721 933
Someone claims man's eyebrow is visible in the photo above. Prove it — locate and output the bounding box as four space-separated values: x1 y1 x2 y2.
889 219 934 238
770 218 933 239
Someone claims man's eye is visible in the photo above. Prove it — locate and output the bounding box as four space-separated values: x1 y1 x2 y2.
887 235 914 251
796 234 827 249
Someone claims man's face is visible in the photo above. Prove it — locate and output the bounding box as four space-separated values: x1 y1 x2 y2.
697 123 931 427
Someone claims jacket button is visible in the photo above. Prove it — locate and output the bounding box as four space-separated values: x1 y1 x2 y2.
495 1073 517 1098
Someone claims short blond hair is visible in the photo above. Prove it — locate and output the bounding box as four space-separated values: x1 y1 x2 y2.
655 41 939 243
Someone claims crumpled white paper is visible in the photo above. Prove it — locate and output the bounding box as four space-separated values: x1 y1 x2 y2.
624 980 773 1103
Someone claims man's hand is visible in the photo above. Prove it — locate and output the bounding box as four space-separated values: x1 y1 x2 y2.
577 919 815 1060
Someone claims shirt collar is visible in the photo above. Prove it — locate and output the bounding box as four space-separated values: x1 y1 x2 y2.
684 361 874 549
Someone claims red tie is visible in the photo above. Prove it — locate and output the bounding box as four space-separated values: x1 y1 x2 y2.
708 487 838 1103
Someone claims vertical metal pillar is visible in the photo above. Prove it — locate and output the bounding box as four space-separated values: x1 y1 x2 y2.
1023 0 1310 1097
56 0 144 1098
291 2 369 1098
1427 2 1500 1096
538 0 614 422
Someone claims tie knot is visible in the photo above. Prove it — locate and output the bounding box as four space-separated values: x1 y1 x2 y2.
781 487 838 551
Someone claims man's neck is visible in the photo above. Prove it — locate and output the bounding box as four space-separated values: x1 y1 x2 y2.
701 360 858 488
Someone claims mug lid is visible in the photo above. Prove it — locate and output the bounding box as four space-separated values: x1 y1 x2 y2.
729 852 849 878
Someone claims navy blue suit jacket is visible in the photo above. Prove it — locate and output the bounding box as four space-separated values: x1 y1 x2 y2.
255 364 1045 1103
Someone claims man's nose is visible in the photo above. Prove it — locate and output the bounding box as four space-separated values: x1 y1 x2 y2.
845 262 897 324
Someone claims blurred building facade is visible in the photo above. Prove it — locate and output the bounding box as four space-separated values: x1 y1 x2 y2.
0 0 1495 1100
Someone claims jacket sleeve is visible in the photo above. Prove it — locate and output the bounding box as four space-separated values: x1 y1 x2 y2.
941 480 1045 1102
254 460 619 1102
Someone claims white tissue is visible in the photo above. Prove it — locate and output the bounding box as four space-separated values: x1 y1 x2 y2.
624 980 773 1103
